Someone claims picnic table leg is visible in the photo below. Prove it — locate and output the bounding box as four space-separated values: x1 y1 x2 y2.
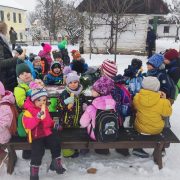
7 145 17 174
153 142 164 169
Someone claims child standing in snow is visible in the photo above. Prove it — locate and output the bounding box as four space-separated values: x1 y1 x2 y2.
0 81 17 168
23 88 66 180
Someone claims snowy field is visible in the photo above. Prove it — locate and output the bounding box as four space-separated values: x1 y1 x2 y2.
1 38 180 180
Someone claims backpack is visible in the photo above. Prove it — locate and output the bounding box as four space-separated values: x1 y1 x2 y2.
17 110 32 143
113 83 132 118
1 102 18 136
93 109 119 142
127 76 143 96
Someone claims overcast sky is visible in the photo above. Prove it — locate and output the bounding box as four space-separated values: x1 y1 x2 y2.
15 0 37 11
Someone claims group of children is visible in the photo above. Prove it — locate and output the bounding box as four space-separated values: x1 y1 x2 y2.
0 45 180 179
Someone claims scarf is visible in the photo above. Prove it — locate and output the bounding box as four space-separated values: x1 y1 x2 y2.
66 85 83 97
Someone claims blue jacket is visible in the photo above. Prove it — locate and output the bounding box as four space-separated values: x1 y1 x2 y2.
24 57 36 79
70 60 88 74
44 71 63 85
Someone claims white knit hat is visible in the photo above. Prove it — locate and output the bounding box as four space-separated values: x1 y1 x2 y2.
66 72 80 85
142 77 160 92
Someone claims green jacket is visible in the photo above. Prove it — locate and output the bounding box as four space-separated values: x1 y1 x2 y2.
14 83 30 108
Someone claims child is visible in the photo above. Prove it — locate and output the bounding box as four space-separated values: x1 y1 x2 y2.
132 77 172 157
164 49 180 99
32 56 43 80
80 76 115 141
124 58 143 96
52 50 63 68
14 62 33 109
70 50 88 74
44 61 63 85
38 43 52 68
146 53 176 101
57 72 87 157
23 88 66 180
0 81 17 167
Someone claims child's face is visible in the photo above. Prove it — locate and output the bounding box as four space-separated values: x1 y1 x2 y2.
91 89 100 97
147 64 154 71
68 81 79 90
19 72 32 83
164 58 170 65
53 68 61 74
34 96 47 109
55 57 63 62
33 60 41 67
76 57 81 61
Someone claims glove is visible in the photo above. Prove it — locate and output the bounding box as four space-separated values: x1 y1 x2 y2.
37 111 44 119
64 96 74 105
54 122 63 131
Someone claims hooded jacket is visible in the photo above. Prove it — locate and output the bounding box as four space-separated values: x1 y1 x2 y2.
80 95 116 140
133 89 172 135
0 91 15 144
23 97 54 140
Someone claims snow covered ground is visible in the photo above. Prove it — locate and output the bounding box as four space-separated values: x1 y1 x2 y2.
1 38 180 180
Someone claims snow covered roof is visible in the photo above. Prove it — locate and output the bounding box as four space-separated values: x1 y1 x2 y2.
0 0 26 11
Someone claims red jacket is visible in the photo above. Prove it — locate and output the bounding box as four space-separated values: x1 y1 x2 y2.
23 97 54 140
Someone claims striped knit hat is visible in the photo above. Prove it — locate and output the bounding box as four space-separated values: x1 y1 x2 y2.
31 88 48 102
101 60 118 78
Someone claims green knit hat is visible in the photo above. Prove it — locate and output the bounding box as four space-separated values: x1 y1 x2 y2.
16 62 31 77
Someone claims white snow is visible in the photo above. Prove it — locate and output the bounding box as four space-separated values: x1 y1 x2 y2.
1 38 180 180
0 0 26 11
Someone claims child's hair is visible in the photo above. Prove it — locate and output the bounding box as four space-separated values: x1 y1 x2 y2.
131 58 142 69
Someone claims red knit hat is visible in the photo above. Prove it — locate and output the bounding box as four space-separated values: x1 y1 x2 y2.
73 51 81 60
101 60 118 78
164 49 179 61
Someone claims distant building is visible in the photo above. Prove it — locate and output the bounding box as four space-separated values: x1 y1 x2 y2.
0 0 26 42
77 0 169 54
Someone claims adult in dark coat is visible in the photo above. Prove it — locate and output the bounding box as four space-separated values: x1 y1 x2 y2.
9 27 17 50
0 22 17 92
146 27 156 58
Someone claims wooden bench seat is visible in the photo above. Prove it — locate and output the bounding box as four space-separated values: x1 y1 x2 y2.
2 127 179 174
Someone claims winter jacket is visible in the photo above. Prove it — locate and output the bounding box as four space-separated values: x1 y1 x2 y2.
57 87 86 128
0 35 13 60
9 30 17 44
60 49 70 66
133 89 172 135
80 95 116 140
0 91 15 144
44 71 63 85
23 97 54 140
24 57 36 79
14 83 30 108
38 50 52 68
70 60 88 74
146 29 156 48
34 67 43 80
0 58 18 92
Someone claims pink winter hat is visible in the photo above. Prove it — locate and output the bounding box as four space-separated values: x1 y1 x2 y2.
92 76 114 95
41 43 52 53
101 60 118 78
0 81 5 96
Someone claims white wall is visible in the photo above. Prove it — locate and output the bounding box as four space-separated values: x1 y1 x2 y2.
157 24 177 38
83 14 149 54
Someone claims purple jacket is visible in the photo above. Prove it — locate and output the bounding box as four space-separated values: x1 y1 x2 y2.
0 91 15 144
38 50 52 67
80 95 116 140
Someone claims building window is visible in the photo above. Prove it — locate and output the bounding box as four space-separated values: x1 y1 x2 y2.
20 33 23 40
13 12 16 23
7 13 10 21
19 13 22 23
0 11 4 21
164 26 170 33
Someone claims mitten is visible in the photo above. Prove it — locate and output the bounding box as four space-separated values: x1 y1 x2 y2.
37 111 44 119
64 96 74 105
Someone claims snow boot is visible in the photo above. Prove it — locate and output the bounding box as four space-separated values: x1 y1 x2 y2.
30 165 39 180
50 157 66 174
132 148 149 158
95 149 110 155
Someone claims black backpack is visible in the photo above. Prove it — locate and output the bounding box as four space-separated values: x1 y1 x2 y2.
93 109 119 142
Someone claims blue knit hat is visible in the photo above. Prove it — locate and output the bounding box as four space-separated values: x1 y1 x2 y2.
147 54 164 68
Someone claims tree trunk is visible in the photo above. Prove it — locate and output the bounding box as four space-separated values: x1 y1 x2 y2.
114 15 119 63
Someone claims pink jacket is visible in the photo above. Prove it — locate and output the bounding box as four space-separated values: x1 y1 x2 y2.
23 97 54 140
38 50 52 67
80 95 116 140
0 91 15 144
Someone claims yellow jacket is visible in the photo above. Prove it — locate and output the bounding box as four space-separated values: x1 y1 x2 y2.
133 89 172 135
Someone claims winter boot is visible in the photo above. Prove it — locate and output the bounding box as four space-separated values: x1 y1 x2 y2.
30 165 39 180
95 149 110 155
132 148 149 158
50 157 66 174
115 149 130 157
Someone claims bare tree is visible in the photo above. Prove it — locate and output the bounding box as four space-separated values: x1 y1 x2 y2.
28 11 38 25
